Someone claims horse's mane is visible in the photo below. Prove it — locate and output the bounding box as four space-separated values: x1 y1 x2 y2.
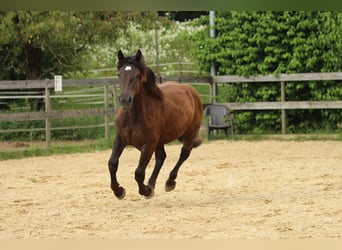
117 55 163 101
145 67 163 100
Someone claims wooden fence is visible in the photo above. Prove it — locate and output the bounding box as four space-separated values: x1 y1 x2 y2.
0 76 209 147
212 72 342 134
0 79 120 147
1 72 342 147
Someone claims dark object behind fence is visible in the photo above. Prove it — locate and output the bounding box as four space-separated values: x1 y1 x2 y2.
204 104 234 139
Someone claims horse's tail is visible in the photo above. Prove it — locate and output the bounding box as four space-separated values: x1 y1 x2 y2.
192 138 203 148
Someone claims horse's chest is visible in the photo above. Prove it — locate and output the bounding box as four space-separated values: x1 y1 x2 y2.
121 126 144 146
117 112 160 148
122 127 136 140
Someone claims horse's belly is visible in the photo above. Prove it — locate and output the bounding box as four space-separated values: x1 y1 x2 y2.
158 109 195 144
122 123 185 148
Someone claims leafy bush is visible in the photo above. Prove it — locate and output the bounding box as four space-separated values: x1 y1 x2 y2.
191 11 342 134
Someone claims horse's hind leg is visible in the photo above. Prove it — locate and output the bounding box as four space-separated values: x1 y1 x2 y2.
165 145 191 192
166 118 202 192
148 145 166 190
108 136 126 199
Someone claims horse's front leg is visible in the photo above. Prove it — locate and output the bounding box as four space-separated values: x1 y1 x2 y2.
135 143 155 198
108 136 126 199
148 145 166 190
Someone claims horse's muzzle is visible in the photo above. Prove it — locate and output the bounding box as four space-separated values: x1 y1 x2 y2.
119 95 133 108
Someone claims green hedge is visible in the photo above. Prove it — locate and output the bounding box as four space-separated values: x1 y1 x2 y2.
191 11 342 134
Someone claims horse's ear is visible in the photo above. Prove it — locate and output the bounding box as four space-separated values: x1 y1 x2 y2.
118 50 124 62
136 49 144 63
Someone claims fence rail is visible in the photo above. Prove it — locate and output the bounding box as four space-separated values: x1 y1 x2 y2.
224 101 342 110
1 72 342 146
212 72 342 134
0 79 120 147
213 72 342 82
0 78 118 90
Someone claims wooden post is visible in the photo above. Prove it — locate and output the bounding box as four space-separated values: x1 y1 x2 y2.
112 84 120 113
45 86 51 147
281 81 286 135
104 85 110 139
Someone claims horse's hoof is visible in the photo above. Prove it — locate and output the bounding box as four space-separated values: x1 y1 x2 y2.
144 188 155 199
165 180 176 192
114 187 126 200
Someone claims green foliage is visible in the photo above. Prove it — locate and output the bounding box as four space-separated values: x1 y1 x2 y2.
191 11 342 134
0 11 157 80
84 20 203 79
0 13 202 143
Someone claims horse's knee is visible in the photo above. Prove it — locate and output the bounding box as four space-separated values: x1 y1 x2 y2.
108 158 116 166
108 158 118 171
135 167 145 183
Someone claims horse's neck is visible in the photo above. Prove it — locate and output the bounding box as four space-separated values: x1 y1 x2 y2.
129 88 160 124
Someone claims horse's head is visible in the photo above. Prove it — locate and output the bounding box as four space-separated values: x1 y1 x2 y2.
117 49 147 109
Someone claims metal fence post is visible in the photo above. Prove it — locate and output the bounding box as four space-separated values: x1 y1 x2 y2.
281 81 286 135
104 84 110 139
45 85 51 147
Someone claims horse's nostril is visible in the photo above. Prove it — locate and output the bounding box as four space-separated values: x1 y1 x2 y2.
119 96 124 104
119 95 133 105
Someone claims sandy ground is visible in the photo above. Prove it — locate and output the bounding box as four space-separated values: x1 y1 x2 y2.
0 140 341 239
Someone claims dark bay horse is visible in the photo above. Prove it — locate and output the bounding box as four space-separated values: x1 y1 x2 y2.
108 49 203 199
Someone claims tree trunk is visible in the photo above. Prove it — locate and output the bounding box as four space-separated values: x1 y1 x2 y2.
23 43 45 111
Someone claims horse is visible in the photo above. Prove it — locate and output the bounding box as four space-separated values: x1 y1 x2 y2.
108 49 203 199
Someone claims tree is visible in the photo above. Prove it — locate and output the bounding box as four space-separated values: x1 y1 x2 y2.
158 11 208 22
0 11 159 80
0 11 161 110
191 11 342 133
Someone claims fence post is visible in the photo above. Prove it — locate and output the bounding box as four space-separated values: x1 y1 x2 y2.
45 85 51 147
112 84 120 113
104 84 110 139
281 81 286 135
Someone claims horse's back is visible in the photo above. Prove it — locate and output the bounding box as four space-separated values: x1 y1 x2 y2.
159 81 202 112
158 81 203 142
160 81 201 100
